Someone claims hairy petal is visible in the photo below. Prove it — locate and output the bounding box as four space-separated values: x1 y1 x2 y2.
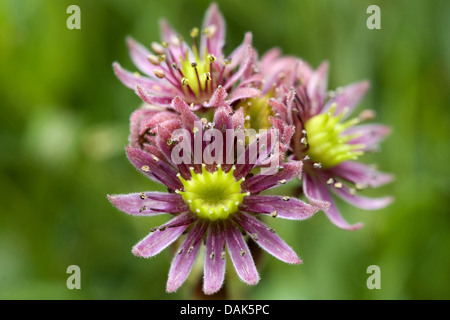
107 192 188 216
234 212 302 264
242 161 302 194
329 161 393 188
240 195 318 220
132 212 195 258
224 221 259 285
201 3 226 58
324 81 370 117
303 173 363 230
203 222 226 295
346 124 391 151
167 221 208 292
126 146 183 190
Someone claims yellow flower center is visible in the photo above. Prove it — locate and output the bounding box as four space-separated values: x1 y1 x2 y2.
176 165 248 221
304 104 365 168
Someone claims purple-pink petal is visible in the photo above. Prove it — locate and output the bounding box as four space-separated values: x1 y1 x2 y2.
113 62 161 92
201 3 226 58
234 212 302 264
203 222 226 295
241 161 302 194
227 87 260 105
107 192 188 216
167 221 208 292
331 185 394 210
346 124 391 151
126 146 183 191
303 173 363 230
132 212 194 258
324 81 370 117
240 195 318 220
126 37 157 77
224 221 259 285
330 161 393 188
307 61 329 115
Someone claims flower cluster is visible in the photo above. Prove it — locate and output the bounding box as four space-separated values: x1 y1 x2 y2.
108 3 392 295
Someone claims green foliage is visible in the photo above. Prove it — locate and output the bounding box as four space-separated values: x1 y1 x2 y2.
0 0 449 299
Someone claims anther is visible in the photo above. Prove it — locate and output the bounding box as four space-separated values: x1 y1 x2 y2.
269 228 276 233
223 58 232 65
171 62 178 69
139 206 146 213
153 69 165 79
181 77 189 86
141 165 150 172
240 249 246 257
278 179 287 185
282 196 290 201
334 182 343 189
140 192 146 200
151 155 159 162
147 54 160 65
150 227 157 232
252 233 259 241
327 178 334 185
159 226 166 231
210 251 215 260
313 163 322 168
188 246 194 254
157 54 166 62
204 72 211 81
355 183 364 190
207 54 216 62
190 27 199 38
271 210 278 218
221 251 226 260
191 62 198 68
178 248 183 255
151 42 165 54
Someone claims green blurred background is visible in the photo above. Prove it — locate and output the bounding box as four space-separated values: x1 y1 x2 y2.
1 0 449 300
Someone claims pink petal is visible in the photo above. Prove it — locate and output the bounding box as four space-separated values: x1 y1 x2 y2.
303 172 363 230
223 45 254 91
203 222 226 295
324 81 370 117
126 37 157 77
331 185 393 210
329 161 393 188
166 221 208 292
126 146 183 191
107 192 188 216
201 3 226 58
307 61 329 115
227 87 260 105
241 161 302 194
234 212 302 264
240 195 318 220
132 212 194 258
224 221 259 285
113 62 160 91
346 124 391 151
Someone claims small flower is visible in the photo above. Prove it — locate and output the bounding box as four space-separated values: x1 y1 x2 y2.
107 103 318 294
265 59 393 230
113 3 261 110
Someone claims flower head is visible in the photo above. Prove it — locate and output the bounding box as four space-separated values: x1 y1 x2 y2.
108 103 318 294
261 56 393 230
113 3 261 110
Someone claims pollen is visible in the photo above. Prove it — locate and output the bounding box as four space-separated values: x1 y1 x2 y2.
304 104 365 168
176 165 247 221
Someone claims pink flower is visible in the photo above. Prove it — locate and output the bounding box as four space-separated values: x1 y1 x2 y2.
108 101 318 294
113 3 261 110
263 53 393 230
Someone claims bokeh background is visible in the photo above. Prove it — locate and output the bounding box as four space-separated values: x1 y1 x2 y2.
1 0 449 300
